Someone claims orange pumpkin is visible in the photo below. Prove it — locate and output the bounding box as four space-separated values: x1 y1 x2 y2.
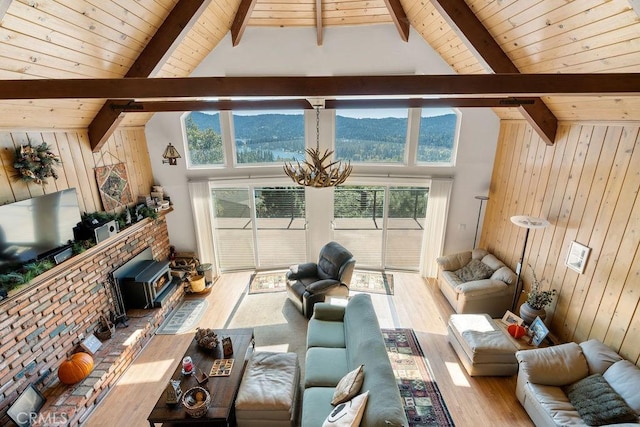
507 324 527 339
58 352 94 385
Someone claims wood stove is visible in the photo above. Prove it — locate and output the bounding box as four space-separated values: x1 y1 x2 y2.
112 248 178 310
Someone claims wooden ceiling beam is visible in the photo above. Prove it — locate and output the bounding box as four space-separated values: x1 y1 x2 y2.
383 0 410 42
2 74 639 101
316 0 323 46
109 97 539 113
88 0 210 151
430 0 558 145
231 0 258 47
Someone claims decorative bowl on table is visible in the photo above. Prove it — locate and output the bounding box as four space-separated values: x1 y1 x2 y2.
182 386 211 418
195 328 219 350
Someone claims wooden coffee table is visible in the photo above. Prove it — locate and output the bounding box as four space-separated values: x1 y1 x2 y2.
147 328 254 427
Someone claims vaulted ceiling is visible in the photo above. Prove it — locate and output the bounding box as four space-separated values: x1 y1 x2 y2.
1 0 639 148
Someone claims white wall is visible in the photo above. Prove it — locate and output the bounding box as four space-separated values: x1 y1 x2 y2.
146 24 499 260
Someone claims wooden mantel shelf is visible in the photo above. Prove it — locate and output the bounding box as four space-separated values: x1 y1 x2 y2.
1 209 172 307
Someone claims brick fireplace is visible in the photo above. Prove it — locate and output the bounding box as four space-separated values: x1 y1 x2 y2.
0 214 182 426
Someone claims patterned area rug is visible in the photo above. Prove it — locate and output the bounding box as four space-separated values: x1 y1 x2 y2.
155 299 208 335
248 270 394 295
382 328 455 427
248 270 288 294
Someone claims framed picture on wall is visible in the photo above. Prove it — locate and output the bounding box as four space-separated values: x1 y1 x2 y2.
565 241 591 274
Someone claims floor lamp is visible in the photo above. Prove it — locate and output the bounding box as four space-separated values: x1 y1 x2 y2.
510 215 550 312
473 196 489 248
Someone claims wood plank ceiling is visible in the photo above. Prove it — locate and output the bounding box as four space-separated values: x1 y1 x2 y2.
0 0 639 137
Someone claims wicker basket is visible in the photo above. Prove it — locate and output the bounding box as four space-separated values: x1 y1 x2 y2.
182 386 210 418
95 315 115 341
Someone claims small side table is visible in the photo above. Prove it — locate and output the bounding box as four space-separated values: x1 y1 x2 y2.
494 320 546 350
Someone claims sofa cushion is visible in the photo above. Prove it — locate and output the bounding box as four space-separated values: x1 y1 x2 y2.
490 266 516 285
516 342 589 386
454 259 495 282
603 360 640 414
437 251 472 272
323 391 369 427
579 339 623 375
308 319 346 349
331 365 364 405
564 374 638 426
303 387 338 427
306 347 349 388
480 254 504 271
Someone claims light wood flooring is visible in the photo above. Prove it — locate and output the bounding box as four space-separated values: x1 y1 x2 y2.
84 271 534 427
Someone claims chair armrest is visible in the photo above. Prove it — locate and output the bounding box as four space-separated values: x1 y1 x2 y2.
436 251 472 271
516 342 589 387
311 302 346 321
306 279 340 293
287 262 318 280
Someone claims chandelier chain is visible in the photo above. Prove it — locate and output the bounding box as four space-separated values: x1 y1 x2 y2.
315 106 320 151
282 105 352 188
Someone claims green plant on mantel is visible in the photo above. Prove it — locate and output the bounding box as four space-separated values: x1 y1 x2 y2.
13 143 61 186
0 259 55 294
0 206 162 299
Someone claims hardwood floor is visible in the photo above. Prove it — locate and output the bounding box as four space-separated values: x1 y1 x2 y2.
84 271 534 427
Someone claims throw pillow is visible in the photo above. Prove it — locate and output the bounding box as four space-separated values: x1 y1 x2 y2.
323 391 369 427
454 259 495 282
563 374 638 426
331 365 365 406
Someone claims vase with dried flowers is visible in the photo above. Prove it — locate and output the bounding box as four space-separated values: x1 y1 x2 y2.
519 265 557 324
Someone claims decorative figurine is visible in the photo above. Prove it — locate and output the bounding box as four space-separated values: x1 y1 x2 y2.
165 380 182 405
222 337 233 358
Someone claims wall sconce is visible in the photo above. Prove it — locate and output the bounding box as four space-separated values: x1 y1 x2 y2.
162 143 181 166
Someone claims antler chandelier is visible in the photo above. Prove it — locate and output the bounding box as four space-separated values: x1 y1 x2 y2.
284 104 352 188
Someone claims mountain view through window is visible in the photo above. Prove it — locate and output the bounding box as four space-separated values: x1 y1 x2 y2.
184 109 457 167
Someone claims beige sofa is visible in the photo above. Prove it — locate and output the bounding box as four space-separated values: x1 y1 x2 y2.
516 340 640 426
436 249 516 318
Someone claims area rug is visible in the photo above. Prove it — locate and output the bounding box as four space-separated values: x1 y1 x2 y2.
382 328 455 427
351 270 394 295
155 299 208 335
248 270 287 294
224 292 308 379
247 269 394 295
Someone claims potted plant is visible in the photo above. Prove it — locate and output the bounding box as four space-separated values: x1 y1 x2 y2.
519 266 556 324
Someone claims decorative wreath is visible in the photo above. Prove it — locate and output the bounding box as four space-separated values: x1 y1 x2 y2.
13 143 61 185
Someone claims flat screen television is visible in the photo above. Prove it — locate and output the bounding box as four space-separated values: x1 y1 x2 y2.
0 188 82 267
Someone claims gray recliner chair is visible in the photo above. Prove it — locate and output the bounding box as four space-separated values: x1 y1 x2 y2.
285 241 355 319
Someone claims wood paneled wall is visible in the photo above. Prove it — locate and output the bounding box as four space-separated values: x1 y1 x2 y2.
482 121 640 364
0 128 153 213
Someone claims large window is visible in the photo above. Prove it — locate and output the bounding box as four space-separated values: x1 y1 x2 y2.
211 186 306 271
183 112 224 167
333 185 427 270
183 107 459 169
416 109 458 164
335 109 408 163
232 110 305 164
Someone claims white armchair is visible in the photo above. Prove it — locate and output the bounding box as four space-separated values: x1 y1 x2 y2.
436 248 516 318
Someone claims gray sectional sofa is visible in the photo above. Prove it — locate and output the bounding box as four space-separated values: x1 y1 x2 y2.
301 293 408 427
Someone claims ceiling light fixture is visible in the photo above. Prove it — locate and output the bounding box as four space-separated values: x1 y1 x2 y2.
162 143 181 166
283 100 352 188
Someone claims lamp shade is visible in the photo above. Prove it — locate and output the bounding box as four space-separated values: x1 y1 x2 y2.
510 215 549 229
162 143 181 165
